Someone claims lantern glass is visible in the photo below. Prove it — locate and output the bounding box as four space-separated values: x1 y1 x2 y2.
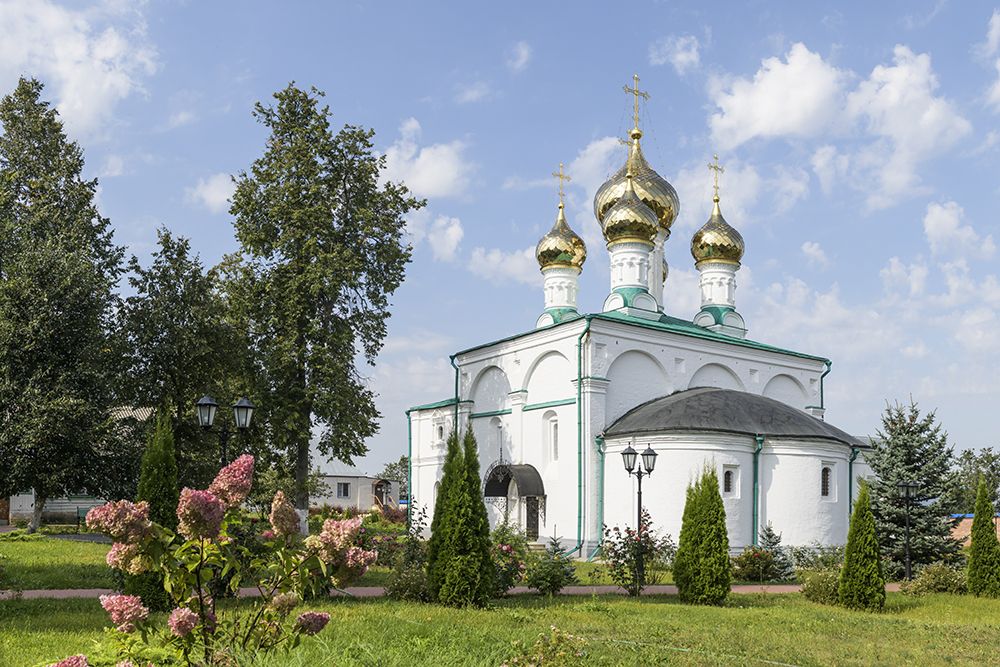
233 397 255 430
621 445 637 473
641 446 658 473
897 480 919 499
196 395 218 428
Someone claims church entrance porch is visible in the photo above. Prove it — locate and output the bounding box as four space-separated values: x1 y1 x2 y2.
483 463 545 541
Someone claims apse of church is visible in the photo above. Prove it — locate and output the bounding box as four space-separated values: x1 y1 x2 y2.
408 75 872 556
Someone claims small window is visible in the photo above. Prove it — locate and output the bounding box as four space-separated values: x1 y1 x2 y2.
437 425 444 440
722 465 739 498
551 421 559 461
724 470 733 493
821 467 831 497
337 482 351 499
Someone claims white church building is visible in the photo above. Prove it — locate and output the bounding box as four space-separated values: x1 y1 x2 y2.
407 79 872 557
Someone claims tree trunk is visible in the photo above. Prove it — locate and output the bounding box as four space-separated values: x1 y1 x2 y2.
28 491 45 533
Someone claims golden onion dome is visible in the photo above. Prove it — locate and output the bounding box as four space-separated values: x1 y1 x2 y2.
602 172 659 247
536 203 587 271
691 196 745 265
594 129 680 233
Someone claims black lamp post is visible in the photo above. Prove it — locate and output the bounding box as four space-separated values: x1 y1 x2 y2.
196 394 256 465
621 444 658 591
897 479 919 581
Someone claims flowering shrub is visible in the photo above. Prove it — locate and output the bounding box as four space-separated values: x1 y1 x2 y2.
54 455 378 666
386 504 431 602
901 562 967 596
600 508 676 596
731 546 779 582
491 522 528 596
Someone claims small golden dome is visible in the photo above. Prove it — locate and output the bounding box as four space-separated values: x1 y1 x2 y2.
691 197 745 265
602 173 659 247
536 203 587 270
594 131 679 233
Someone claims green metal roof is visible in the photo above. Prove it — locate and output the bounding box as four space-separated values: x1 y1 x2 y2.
453 310 827 364
406 397 458 414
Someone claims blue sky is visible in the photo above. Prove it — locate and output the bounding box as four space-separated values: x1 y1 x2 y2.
3 0 999 473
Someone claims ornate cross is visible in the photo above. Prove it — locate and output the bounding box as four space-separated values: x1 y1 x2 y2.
552 162 571 205
623 73 650 131
708 153 725 199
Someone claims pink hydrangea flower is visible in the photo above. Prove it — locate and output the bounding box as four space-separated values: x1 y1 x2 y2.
268 490 300 536
261 529 276 540
293 611 330 636
106 542 149 575
167 607 199 637
50 656 88 667
208 455 254 509
99 594 149 633
85 501 150 542
176 488 225 540
270 591 299 615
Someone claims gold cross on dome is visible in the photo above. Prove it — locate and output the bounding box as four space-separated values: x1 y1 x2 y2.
623 73 650 132
552 162 571 205
708 153 725 199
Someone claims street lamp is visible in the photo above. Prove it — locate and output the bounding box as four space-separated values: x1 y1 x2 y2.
196 394 255 465
897 479 919 581
621 444 658 592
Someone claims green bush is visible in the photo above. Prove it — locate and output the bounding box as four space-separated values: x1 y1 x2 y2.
600 507 675 596
674 467 731 605
731 546 778 582
967 478 1000 597
136 410 179 530
800 568 841 605
838 484 885 612
525 537 578 596
386 505 431 602
491 521 528 596
758 522 794 581
790 542 845 571
902 563 967 596
426 432 462 599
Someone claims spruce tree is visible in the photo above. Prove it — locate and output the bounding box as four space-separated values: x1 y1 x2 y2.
674 468 731 605
136 411 180 530
838 484 885 611
967 478 1000 597
438 427 495 606
759 522 794 581
867 400 961 577
426 431 462 599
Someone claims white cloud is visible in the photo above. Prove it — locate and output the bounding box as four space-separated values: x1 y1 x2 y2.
0 0 157 138
506 41 531 73
901 341 929 359
880 257 928 296
923 200 995 258
954 307 1000 351
977 10 1000 58
467 246 537 285
801 241 830 268
381 118 472 199
810 145 849 194
847 46 971 208
99 153 124 178
406 210 464 261
672 159 762 230
770 166 810 213
167 110 196 129
501 175 551 191
708 43 849 149
987 60 1000 112
661 267 702 317
649 35 700 75
454 81 491 104
185 173 235 214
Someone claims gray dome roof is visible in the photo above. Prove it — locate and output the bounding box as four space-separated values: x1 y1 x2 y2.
604 388 864 447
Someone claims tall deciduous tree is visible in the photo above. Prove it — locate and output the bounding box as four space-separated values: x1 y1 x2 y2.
229 84 422 509
955 448 1000 516
867 400 961 577
0 78 124 531
119 227 236 487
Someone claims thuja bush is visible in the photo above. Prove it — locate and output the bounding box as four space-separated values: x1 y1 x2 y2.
838 484 885 612
601 507 676 596
51 455 378 666
967 478 1000 597
674 468 731 605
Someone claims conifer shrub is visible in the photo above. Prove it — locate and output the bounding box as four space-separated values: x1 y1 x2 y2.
967 478 1000 597
127 410 179 611
526 537 579 596
759 522 795 581
838 484 885 611
426 431 462 599
674 467 731 605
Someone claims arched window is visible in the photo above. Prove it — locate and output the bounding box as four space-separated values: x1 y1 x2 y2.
437 424 444 441
723 470 733 494
821 467 832 497
550 420 559 461
542 411 558 464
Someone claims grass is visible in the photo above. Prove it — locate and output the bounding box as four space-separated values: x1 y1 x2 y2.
4 593 1000 666
0 536 113 590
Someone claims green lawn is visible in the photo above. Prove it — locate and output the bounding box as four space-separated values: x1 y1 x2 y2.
0 536 113 590
3 593 1000 666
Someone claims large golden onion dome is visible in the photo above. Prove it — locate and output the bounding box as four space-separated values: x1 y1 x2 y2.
601 171 659 247
536 203 586 271
691 196 744 265
594 128 680 233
